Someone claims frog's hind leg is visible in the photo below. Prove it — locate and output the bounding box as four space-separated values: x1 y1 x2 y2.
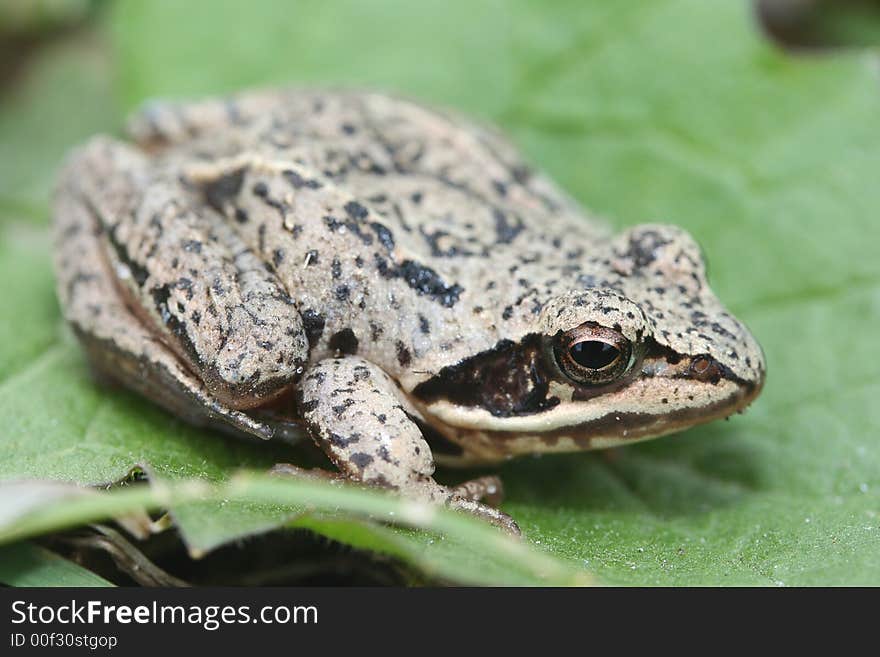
295 357 520 535
126 91 287 150
60 138 309 412
126 88 336 151
52 140 302 445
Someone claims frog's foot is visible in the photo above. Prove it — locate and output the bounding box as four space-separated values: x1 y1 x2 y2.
298 357 520 536
268 463 343 482
449 475 520 535
271 464 519 535
451 475 505 506
446 496 521 536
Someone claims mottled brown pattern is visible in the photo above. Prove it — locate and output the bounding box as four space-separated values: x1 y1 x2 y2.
53 88 766 531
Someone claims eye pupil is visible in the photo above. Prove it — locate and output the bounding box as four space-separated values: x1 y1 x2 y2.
569 341 620 370
552 324 634 386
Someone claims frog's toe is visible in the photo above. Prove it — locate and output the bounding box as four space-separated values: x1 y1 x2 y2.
448 497 521 537
269 463 342 482
271 463 520 535
451 475 505 507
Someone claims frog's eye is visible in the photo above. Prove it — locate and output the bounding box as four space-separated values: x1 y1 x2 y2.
553 324 632 385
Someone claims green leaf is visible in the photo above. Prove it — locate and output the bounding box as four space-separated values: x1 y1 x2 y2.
1 0 878 585
0 476 590 586
0 542 114 587
0 27 118 219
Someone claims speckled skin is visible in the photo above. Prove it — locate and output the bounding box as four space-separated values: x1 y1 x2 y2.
53 88 766 533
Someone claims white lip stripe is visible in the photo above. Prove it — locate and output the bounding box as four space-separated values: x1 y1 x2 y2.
421 377 742 432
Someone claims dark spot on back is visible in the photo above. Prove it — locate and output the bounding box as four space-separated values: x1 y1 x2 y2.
283 169 323 190
511 165 532 185
182 239 202 253
329 431 359 448
332 398 355 417
176 277 194 300
300 309 325 348
258 223 266 253
350 452 373 469
396 341 412 367
328 328 358 355
344 200 368 220
396 260 463 308
371 222 395 251
202 167 245 212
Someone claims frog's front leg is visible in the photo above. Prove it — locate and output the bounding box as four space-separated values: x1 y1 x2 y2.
296 358 520 535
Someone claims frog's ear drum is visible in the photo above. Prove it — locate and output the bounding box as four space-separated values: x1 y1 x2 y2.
552 323 633 386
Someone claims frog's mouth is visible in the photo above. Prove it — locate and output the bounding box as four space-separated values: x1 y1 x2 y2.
418 375 762 453
411 337 765 457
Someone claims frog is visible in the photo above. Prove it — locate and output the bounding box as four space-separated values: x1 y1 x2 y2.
52 88 765 535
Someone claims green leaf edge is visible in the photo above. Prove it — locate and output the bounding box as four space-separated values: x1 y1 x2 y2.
0 473 593 586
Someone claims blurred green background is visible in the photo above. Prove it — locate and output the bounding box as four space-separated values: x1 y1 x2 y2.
0 0 878 585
